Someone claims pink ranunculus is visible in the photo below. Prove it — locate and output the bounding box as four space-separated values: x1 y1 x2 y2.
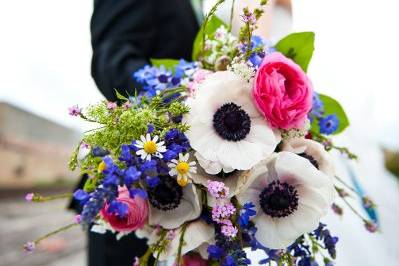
252 52 313 130
100 187 148 232
174 253 208 266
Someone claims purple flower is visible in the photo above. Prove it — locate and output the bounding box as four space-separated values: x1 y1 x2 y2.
240 12 256 24
74 214 82 224
25 193 34 202
68 105 81 116
207 180 229 199
23 242 36 253
106 101 117 110
364 220 378 233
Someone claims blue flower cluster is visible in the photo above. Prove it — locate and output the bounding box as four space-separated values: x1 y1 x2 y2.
207 229 251 266
238 202 257 228
241 35 276 67
73 128 190 226
240 223 337 265
133 59 198 98
309 92 340 135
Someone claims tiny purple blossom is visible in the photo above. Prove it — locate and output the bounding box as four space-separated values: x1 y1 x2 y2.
221 220 238 238
23 242 36 253
25 193 34 202
364 220 378 233
212 202 236 223
68 105 81 116
74 214 82 224
107 101 117 110
122 101 132 110
207 180 229 199
240 13 256 24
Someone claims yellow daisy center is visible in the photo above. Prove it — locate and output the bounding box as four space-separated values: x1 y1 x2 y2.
176 161 190 175
98 161 107 173
143 141 157 154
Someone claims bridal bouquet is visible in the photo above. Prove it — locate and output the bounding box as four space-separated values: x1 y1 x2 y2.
24 1 378 265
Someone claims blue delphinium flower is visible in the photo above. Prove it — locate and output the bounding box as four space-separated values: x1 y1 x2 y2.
319 114 339 135
123 166 141 187
163 128 190 161
92 146 109 157
129 188 148 199
107 200 129 218
310 92 324 120
73 189 90 205
175 59 198 78
222 255 236 266
207 245 224 259
238 202 257 228
241 35 276 67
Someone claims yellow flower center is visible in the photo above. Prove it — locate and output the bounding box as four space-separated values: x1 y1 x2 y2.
143 141 157 154
177 175 189 187
176 161 190 175
98 161 107 173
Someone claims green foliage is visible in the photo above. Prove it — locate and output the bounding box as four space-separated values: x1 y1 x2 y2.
150 58 180 72
192 15 226 61
311 94 350 135
114 89 129 101
275 32 315 72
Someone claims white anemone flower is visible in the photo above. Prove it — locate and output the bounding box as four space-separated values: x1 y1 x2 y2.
157 220 215 261
236 152 335 249
135 133 166 161
282 138 335 176
183 71 280 173
148 179 202 229
168 153 197 187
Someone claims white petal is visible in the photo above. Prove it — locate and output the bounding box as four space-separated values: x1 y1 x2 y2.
254 215 295 249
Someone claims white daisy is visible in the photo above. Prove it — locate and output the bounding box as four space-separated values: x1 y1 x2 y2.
135 133 166 161
183 71 281 173
282 138 335 176
148 178 202 229
236 152 335 249
168 153 197 187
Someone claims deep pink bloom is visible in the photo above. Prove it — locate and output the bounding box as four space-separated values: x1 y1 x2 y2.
253 52 313 129
74 215 82 224
174 253 208 266
101 187 148 232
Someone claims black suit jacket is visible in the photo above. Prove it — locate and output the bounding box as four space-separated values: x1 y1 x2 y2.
91 0 200 101
79 1 200 266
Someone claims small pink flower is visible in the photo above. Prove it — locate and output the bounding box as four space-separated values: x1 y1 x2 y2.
188 69 212 96
212 203 236 223
74 215 82 224
101 187 148 232
68 105 81 116
25 193 34 202
106 101 117 110
241 13 256 24
221 220 238 238
253 52 313 130
122 101 132 110
207 180 229 199
133 257 140 266
364 220 378 233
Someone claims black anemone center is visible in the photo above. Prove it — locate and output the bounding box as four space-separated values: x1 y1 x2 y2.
259 180 298 218
298 153 319 169
213 103 251 141
148 176 183 211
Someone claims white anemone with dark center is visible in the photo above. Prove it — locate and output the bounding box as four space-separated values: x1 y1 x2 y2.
236 152 335 249
282 138 335 176
148 176 202 229
184 71 280 174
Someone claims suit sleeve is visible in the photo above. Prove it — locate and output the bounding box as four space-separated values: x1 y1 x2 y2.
90 0 156 101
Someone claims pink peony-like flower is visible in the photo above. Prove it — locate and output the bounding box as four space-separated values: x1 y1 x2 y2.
252 52 313 130
101 187 148 232
174 253 208 266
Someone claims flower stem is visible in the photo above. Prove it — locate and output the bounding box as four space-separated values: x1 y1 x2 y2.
32 223 78 245
335 186 367 222
30 193 73 203
176 223 188 266
334 175 358 194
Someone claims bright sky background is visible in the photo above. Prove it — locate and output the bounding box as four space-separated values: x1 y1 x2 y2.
0 0 399 265
0 0 398 148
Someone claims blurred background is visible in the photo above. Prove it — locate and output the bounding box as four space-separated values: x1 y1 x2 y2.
0 0 398 265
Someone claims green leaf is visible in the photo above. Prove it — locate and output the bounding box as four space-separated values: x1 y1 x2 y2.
150 58 180 72
114 89 129 101
192 15 226 61
275 32 315 72
311 94 350 135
